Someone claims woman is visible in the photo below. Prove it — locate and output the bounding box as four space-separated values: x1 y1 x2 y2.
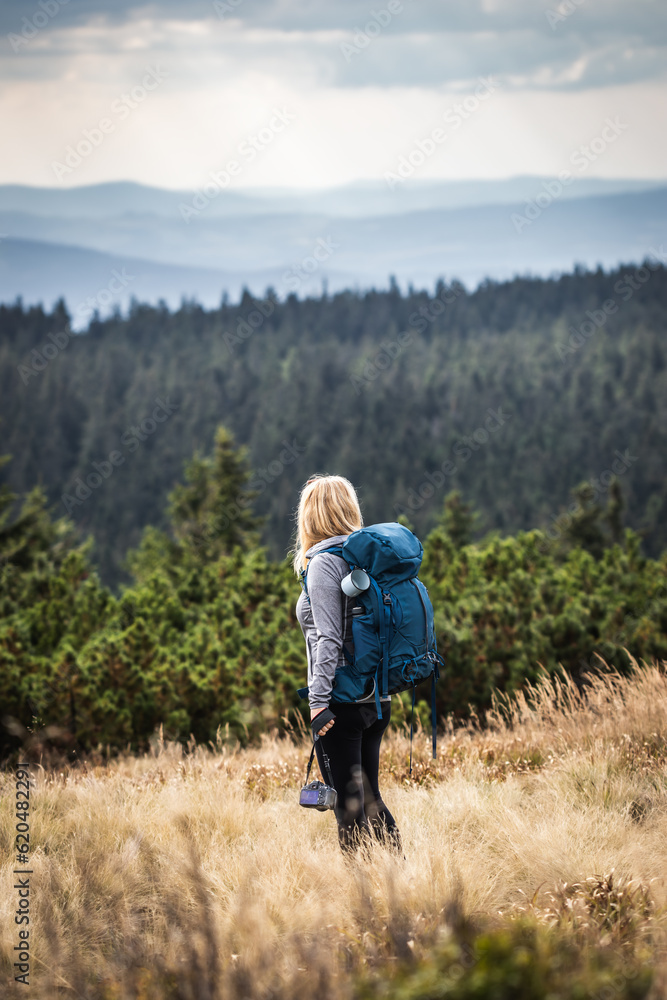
294 474 402 855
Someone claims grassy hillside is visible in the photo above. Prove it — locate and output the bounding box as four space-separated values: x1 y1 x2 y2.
2 660 665 998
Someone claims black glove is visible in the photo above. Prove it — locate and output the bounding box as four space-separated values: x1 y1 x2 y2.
311 708 336 736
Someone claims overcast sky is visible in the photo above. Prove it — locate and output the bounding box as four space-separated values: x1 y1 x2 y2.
1 0 666 190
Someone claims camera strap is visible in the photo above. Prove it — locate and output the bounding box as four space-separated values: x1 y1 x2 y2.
305 741 317 784
305 736 336 790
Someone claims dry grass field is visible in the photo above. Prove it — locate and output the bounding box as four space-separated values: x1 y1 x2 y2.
3 655 667 998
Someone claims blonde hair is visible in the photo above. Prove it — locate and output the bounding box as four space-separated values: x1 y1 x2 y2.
292 474 363 576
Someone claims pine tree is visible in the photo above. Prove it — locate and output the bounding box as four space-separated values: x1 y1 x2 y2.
167 425 262 560
125 426 263 582
604 479 625 546
0 453 81 579
440 490 476 549
562 482 606 559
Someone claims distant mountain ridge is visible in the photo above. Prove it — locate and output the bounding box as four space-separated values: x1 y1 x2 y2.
0 175 662 219
0 238 354 327
1 177 665 323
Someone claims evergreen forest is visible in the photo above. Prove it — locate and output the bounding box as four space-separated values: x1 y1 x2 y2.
1 259 666 759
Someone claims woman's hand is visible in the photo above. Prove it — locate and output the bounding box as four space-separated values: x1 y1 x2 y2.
311 706 335 735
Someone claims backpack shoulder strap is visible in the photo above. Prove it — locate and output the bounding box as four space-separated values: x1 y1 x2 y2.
299 545 345 600
300 544 354 667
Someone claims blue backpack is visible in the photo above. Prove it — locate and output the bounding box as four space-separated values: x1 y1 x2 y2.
299 522 445 770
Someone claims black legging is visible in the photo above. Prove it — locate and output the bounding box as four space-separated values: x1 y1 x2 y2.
315 699 401 854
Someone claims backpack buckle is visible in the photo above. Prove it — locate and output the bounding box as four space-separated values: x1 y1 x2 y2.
382 593 391 605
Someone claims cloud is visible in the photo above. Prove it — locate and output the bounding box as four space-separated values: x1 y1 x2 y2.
333 31 667 91
1 6 663 95
2 0 667 38
0 0 665 189
3 11 667 94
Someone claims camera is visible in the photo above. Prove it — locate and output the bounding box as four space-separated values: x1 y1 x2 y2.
300 737 337 811
299 780 338 811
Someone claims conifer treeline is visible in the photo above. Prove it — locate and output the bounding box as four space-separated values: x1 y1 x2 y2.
0 258 665 588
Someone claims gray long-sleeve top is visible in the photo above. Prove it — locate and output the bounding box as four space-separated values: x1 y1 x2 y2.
295 533 391 711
